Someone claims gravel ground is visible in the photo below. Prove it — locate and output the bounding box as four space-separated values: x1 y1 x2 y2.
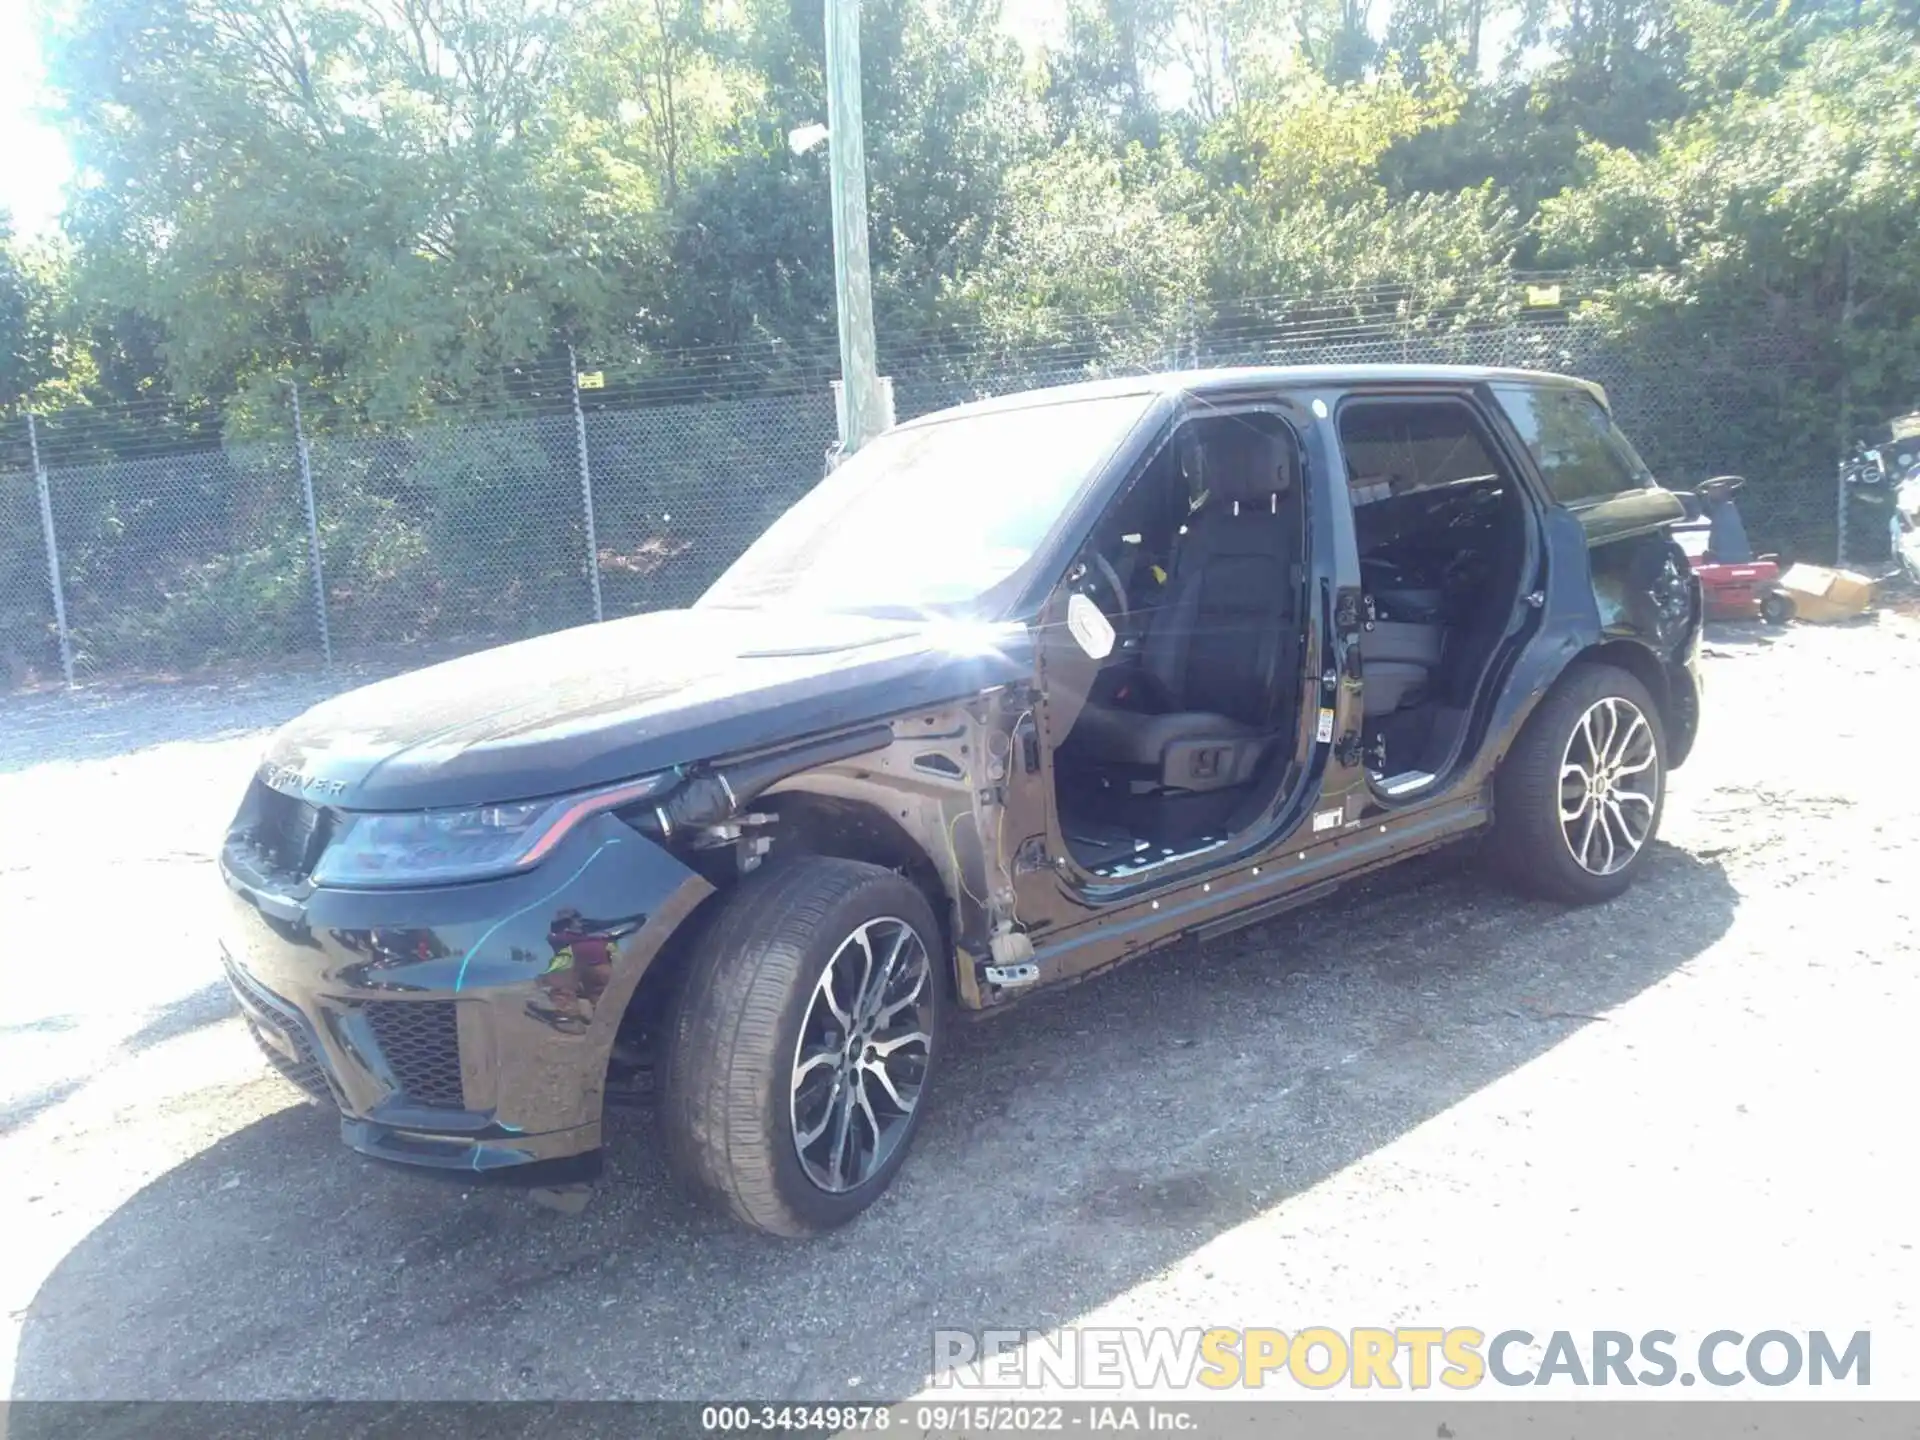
1 615 1916 1402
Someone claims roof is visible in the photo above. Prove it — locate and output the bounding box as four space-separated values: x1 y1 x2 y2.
898 364 1605 429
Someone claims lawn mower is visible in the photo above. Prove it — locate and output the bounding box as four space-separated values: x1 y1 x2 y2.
1671 475 1796 624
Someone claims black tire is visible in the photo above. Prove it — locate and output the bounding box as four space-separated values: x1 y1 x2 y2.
659 856 944 1236
1760 590 1795 625
1491 662 1667 904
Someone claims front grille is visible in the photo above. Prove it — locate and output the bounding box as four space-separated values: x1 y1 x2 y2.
224 956 338 1106
254 783 329 876
245 1015 334 1105
363 1001 465 1109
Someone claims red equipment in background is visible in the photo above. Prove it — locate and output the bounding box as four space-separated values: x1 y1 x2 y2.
1671 475 1795 625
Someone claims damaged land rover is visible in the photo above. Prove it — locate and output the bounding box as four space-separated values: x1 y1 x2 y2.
219 366 1705 1236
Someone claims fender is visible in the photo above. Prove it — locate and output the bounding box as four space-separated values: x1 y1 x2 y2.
750 698 1008 1008
1478 508 1698 777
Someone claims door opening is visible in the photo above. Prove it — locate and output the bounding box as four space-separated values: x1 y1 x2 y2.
1337 396 1535 798
1045 409 1310 876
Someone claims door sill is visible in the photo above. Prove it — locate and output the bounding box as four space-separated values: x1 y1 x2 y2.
1084 834 1229 880
1371 769 1436 798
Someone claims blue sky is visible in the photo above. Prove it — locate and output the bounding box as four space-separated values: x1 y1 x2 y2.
1 0 69 238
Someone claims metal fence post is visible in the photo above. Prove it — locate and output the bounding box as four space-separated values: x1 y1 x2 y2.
1835 239 1856 569
570 346 606 623
288 381 334 666
1836 456 1850 568
26 412 76 689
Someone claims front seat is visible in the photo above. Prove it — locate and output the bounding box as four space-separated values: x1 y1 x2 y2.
1068 427 1300 793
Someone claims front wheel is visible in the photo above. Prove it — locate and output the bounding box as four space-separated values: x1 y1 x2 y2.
1760 590 1794 626
660 856 944 1236
1491 663 1667 904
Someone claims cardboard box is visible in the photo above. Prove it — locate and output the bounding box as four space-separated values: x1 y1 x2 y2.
1778 563 1875 623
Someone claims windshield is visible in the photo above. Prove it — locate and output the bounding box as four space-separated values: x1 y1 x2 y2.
698 393 1156 618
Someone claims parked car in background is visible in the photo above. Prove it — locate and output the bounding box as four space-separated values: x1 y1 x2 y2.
218 365 1704 1236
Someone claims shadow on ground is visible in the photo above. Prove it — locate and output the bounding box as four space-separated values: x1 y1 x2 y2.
10 843 1738 1402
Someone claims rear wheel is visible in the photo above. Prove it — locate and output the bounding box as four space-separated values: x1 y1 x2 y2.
1760 590 1794 625
1491 663 1666 904
660 856 943 1236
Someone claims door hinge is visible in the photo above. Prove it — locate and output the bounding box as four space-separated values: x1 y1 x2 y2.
1016 712 1042 773
1334 587 1362 632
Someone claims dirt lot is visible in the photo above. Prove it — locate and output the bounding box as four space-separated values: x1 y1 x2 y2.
1 615 1916 1401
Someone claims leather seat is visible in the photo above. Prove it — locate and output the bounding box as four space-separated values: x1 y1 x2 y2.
1359 619 1443 718
1068 426 1300 793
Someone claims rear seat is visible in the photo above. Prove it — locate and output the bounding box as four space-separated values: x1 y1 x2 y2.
1360 620 1443 717
1359 584 1446 718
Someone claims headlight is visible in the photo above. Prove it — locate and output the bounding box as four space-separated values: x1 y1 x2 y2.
310 773 674 889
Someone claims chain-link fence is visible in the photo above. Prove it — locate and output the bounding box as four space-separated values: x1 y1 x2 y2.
0 275 1859 691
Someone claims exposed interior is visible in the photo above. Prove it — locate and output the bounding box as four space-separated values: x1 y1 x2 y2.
1052 409 1308 874
1341 397 1533 795
1045 395 1537 873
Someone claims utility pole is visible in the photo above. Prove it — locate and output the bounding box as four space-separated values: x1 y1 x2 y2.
823 0 883 454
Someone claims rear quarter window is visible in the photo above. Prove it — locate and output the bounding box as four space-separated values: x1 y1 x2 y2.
1493 383 1654 505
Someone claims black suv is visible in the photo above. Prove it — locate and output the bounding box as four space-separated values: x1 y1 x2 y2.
219 366 1703 1235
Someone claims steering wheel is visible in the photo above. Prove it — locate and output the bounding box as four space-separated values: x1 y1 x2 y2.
1080 551 1132 624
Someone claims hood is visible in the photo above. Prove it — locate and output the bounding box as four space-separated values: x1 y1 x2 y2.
260 607 1033 810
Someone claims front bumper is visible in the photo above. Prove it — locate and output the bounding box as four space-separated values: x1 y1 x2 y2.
218 812 712 1176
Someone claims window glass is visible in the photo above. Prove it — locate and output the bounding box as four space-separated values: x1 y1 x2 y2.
699 393 1154 618
1339 400 1502 506
1494 384 1653 504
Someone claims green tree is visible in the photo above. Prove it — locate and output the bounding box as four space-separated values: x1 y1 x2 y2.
1196 54 1520 302
47 0 674 417
0 218 89 412
633 0 1043 353
1042 0 1178 145
1383 0 1687 222
940 139 1204 365
1540 13 1920 507
1 215 48 409
30 0 1920 434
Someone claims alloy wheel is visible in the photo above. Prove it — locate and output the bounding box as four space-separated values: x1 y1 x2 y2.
789 917 934 1193
1558 696 1659 877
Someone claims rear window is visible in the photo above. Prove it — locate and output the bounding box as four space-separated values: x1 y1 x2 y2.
1494 384 1654 505
1339 398 1503 506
